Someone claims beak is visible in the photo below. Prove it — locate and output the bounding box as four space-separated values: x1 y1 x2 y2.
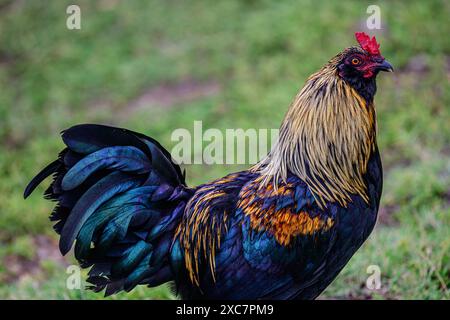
375 60 394 72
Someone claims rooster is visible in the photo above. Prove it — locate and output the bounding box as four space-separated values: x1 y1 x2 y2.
24 32 393 299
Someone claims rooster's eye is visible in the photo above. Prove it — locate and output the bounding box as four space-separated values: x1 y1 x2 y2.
351 58 361 65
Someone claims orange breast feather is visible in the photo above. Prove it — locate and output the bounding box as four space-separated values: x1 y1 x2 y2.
238 178 334 246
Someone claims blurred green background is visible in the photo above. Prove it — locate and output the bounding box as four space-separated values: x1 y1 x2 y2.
0 0 449 299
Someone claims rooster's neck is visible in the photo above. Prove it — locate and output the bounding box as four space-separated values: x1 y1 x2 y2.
342 72 377 104
255 66 377 208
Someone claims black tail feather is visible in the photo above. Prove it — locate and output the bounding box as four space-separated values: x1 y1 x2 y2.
24 160 61 199
25 124 192 295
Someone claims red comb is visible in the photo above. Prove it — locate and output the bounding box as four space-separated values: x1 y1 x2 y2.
355 32 381 57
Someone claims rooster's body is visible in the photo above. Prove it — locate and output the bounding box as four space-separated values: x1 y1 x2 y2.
24 33 392 299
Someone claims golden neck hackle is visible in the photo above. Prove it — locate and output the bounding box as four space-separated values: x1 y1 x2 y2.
255 52 377 208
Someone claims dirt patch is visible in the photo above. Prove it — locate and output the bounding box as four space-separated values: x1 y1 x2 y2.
403 54 430 75
2 255 40 283
2 235 68 283
377 204 400 226
124 78 221 113
391 54 431 90
0 0 15 13
0 49 18 67
441 189 450 209
446 56 450 82
87 78 221 121
34 235 67 265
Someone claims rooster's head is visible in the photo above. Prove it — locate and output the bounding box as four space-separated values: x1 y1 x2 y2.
337 32 393 83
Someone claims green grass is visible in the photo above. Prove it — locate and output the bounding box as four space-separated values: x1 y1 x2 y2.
0 0 449 299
